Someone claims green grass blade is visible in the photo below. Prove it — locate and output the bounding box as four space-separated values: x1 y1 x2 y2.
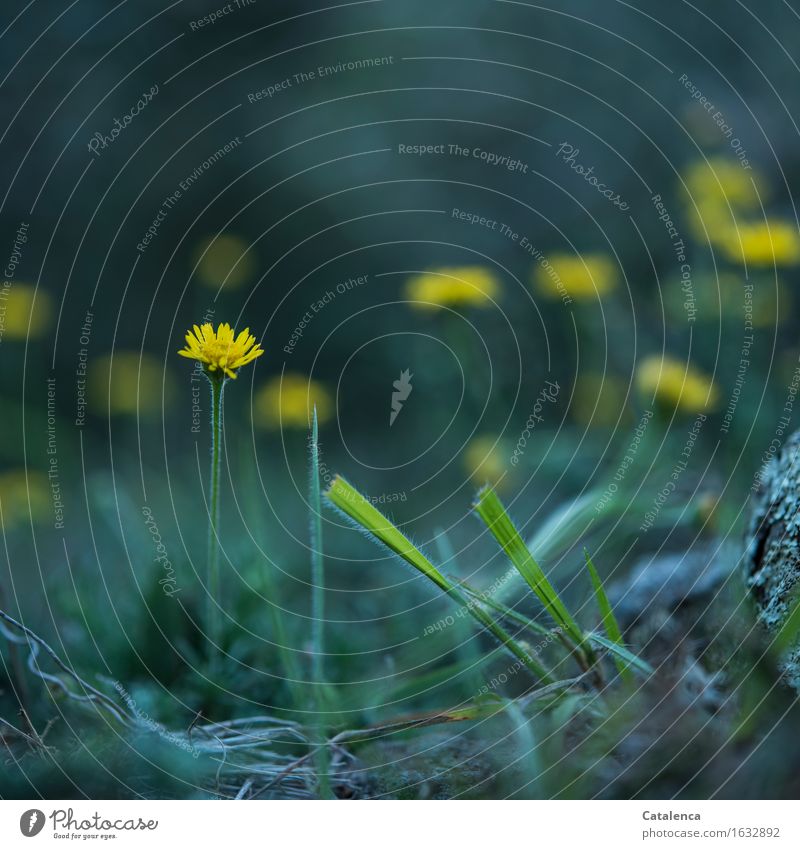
309 408 325 687
325 475 552 683
434 529 486 694
588 632 653 677
308 408 332 798
584 549 631 680
473 487 584 648
326 475 450 591
459 584 553 638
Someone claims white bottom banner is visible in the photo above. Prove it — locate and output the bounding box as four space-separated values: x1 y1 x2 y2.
0 800 796 847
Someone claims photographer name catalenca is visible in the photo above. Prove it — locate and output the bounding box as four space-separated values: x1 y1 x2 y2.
49 808 159 833
642 811 701 821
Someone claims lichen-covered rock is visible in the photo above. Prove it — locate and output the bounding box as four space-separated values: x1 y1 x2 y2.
744 430 800 689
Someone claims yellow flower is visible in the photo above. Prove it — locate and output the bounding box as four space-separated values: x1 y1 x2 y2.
193 233 256 289
405 266 500 309
89 352 175 415
0 470 50 528
178 322 264 379
718 220 800 267
534 253 617 300
0 283 53 339
636 355 719 413
255 373 332 428
463 436 507 488
682 158 771 244
683 158 767 212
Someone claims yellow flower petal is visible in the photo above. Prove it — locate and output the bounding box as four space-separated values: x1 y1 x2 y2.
177 321 264 379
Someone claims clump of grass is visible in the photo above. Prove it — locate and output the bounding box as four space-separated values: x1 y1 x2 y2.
325 476 651 692
473 487 593 665
325 475 552 682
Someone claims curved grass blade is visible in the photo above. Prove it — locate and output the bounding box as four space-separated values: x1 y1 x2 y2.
584 549 631 681
434 529 487 694
459 584 554 638
473 487 585 650
325 475 552 683
588 632 653 677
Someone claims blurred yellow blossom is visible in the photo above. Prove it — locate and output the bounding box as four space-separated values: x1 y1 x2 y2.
718 220 800 267
193 233 256 289
255 373 333 428
534 253 617 300
0 284 53 340
636 355 719 413
89 352 174 415
681 158 768 243
572 373 628 428
463 436 507 488
405 266 499 309
0 471 50 528
683 158 766 211
696 492 722 529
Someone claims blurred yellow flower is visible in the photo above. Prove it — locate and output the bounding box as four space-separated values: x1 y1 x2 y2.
636 355 719 413
405 266 500 309
0 284 53 340
193 233 256 289
718 220 800 267
255 373 333 428
682 159 769 243
572 373 628 428
463 436 507 488
89 352 175 415
534 253 617 300
0 471 50 528
696 492 721 529
178 322 264 379
683 158 766 212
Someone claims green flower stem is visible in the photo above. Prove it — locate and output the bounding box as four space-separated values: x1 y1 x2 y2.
207 372 225 655
309 409 333 798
